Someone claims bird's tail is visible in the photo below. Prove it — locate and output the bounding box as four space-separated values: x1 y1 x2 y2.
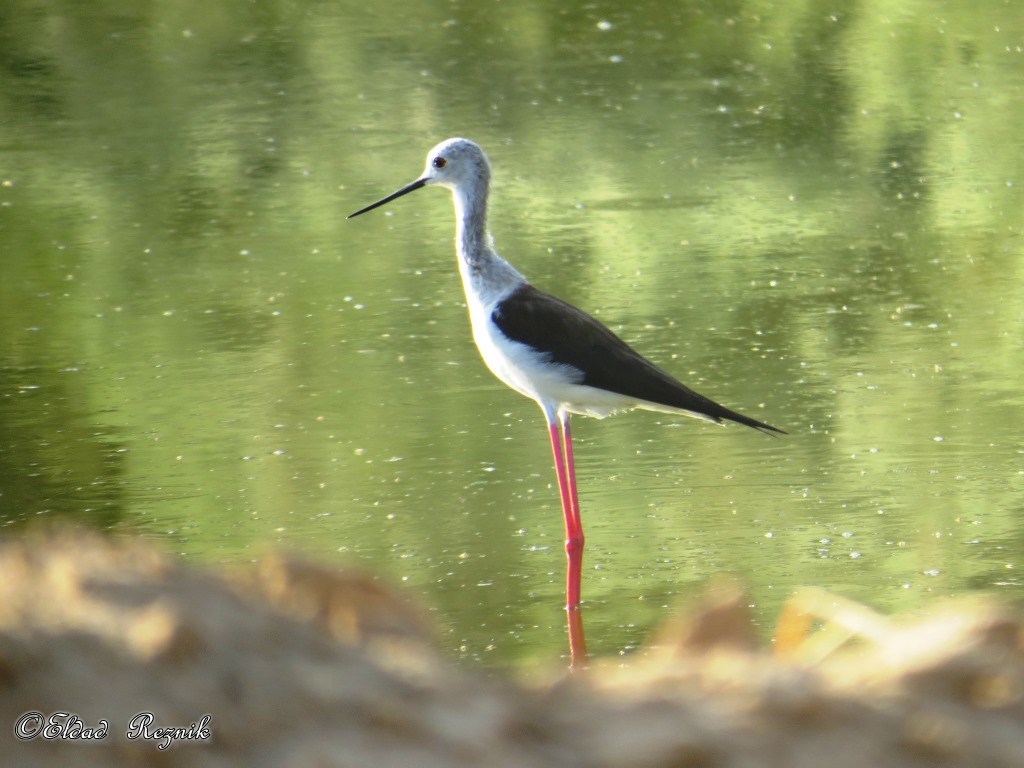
715 405 786 436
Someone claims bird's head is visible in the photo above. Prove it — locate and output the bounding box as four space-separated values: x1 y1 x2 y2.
348 137 491 219
419 138 491 191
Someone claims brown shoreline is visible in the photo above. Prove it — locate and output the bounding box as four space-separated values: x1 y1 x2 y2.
1 529 1021 767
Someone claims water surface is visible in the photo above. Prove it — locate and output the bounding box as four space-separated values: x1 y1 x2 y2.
2 0 1022 668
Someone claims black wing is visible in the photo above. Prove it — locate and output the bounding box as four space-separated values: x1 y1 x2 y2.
491 284 784 434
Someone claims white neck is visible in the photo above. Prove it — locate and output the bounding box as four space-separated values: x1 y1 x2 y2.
451 183 525 307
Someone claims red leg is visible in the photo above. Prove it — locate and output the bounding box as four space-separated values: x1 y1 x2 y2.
546 409 589 668
559 415 584 610
559 415 588 669
560 415 583 553
547 419 584 610
547 416 589 669
565 602 588 671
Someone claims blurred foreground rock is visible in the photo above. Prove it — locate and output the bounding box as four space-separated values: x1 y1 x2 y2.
0 531 1022 767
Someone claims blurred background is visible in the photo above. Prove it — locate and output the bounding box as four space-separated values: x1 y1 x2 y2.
1 0 1022 669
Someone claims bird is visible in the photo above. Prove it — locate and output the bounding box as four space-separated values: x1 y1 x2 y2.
348 138 784 654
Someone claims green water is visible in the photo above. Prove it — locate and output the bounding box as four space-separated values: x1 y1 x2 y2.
2 0 1022 668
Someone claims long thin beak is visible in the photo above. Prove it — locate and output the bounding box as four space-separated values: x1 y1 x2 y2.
347 177 428 219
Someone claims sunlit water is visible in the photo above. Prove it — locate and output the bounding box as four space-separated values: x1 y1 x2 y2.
2 1 1022 669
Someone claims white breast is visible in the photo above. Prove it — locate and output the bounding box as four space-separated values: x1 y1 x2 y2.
455 243 643 419
464 292 642 419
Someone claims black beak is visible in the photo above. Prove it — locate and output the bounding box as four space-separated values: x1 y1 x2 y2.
347 177 428 219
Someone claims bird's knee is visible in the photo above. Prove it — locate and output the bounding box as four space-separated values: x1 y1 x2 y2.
565 532 585 558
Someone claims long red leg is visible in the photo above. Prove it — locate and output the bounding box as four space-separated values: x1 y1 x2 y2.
547 420 584 609
547 414 588 669
560 415 583 553
560 415 584 608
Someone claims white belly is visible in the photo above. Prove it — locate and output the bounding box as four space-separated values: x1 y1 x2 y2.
457 257 648 419
467 304 640 419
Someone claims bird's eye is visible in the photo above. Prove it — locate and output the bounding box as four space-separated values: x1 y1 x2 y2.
432 156 446 169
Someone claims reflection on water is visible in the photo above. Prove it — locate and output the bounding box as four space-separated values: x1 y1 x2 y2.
1 0 1023 668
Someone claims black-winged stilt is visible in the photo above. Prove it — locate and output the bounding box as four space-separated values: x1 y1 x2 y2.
349 138 784 664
